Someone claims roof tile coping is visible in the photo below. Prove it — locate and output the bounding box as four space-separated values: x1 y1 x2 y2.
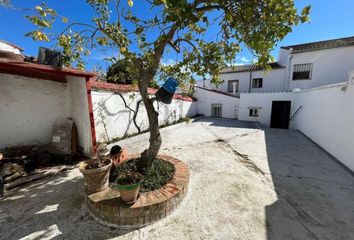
90 80 196 102
281 36 354 53
221 62 284 74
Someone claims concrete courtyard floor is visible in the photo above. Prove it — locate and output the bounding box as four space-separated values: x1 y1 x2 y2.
1 118 354 240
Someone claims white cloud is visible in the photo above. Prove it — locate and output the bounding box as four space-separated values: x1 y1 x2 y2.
235 56 251 65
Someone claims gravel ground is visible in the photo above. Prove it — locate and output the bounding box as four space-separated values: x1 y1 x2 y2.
1 118 354 240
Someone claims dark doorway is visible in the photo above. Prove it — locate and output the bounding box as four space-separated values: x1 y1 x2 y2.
270 101 291 129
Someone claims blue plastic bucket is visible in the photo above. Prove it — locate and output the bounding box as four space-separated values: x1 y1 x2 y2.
162 77 179 94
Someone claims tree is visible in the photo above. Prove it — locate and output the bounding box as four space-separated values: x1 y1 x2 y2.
23 0 310 171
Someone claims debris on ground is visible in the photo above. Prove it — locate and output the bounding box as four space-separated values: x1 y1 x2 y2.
0 145 83 194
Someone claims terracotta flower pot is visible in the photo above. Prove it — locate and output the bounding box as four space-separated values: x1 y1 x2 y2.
79 158 112 194
116 182 141 204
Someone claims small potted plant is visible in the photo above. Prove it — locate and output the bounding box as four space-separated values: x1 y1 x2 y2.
114 171 143 204
79 144 112 194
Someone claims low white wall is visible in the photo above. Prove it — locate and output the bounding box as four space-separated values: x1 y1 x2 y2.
291 82 354 171
67 77 93 156
92 89 197 143
238 92 293 126
0 41 21 54
0 74 72 147
194 87 239 118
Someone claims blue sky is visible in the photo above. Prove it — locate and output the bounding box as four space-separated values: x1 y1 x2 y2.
1 0 354 71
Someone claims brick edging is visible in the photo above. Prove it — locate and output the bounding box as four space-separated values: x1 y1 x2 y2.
85 154 190 228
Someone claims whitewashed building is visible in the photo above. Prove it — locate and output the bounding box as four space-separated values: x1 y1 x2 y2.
198 36 354 94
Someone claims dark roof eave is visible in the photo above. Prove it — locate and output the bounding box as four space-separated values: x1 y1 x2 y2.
281 36 354 53
0 60 97 82
221 62 284 74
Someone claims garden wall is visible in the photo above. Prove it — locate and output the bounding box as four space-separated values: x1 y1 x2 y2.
238 91 294 126
0 73 94 156
194 86 239 118
0 73 72 147
291 81 354 171
91 83 197 143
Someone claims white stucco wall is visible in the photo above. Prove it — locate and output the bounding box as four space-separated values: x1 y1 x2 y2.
67 77 93 156
0 74 71 147
291 82 354 171
92 89 197 143
197 68 286 95
288 46 354 90
194 87 239 119
238 92 294 127
0 41 21 54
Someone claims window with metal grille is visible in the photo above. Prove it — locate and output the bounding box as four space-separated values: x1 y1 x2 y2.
227 80 239 92
292 63 313 80
252 78 263 88
211 104 222 117
249 108 259 117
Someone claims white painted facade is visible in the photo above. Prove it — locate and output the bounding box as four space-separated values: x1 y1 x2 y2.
92 89 197 143
291 81 354 172
238 92 293 126
0 74 93 156
237 75 354 172
285 47 354 90
198 68 286 96
197 39 354 95
194 87 239 119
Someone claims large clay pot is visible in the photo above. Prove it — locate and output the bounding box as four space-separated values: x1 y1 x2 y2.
79 158 112 194
116 182 141 204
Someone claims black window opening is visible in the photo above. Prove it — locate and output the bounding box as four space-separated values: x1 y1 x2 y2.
293 63 313 80
252 78 263 88
211 104 222 117
227 80 239 92
249 108 259 117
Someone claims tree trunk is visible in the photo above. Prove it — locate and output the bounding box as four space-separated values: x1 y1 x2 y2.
137 75 162 172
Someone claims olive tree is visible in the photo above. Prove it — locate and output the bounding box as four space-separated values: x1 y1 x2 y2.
24 0 310 171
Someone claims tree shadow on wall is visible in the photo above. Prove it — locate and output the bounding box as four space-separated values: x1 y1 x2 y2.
94 93 143 142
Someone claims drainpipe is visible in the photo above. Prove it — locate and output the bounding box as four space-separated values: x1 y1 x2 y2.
248 71 253 93
285 49 293 91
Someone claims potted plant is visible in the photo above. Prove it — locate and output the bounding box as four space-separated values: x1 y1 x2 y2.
79 144 112 194
114 171 143 204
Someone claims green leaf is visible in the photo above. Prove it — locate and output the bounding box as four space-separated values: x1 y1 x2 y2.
128 0 133 7
34 6 43 11
135 27 143 35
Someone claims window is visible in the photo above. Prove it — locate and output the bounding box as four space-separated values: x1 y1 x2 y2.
249 108 259 117
292 63 313 80
252 78 263 88
227 80 239 92
211 104 222 117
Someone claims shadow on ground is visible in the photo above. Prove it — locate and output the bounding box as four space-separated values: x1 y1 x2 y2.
262 128 354 240
1 118 354 240
0 170 138 239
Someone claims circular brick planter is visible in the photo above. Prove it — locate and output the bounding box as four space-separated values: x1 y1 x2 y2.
85 154 190 228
